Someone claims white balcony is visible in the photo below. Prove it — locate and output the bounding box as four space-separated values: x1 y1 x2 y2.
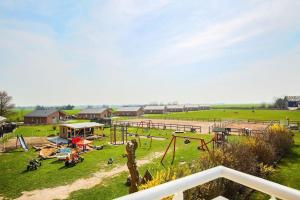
116 166 300 200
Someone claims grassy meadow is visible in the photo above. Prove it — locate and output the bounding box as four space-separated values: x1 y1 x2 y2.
145 109 300 121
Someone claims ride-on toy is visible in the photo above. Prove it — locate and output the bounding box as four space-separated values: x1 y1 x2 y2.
64 152 84 167
27 159 42 171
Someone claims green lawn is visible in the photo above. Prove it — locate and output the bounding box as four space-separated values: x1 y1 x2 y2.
0 125 215 199
0 123 298 200
145 109 300 121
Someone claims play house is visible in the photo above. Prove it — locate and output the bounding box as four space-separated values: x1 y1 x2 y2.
59 122 104 139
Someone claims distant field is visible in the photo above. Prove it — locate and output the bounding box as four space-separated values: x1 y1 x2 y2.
62 109 81 115
145 109 300 121
212 104 269 109
7 109 33 122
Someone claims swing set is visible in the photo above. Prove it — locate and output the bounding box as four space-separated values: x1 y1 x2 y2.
161 130 228 165
134 120 154 149
160 134 214 165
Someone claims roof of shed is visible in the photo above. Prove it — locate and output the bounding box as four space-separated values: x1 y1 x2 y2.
286 96 300 101
25 110 59 117
116 107 142 112
167 105 185 109
144 105 166 110
79 108 110 114
60 122 104 129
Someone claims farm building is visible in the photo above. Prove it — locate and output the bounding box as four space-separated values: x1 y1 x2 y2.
144 105 166 114
185 104 200 111
199 105 211 110
77 108 112 119
24 110 67 125
166 105 185 112
114 106 144 116
286 96 300 110
59 122 104 139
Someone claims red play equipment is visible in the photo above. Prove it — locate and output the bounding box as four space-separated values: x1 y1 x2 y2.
71 137 91 151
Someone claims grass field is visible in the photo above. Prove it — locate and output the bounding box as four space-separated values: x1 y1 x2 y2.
0 125 216 199
145 109 300 121
0 125 299 199
251 132 300 199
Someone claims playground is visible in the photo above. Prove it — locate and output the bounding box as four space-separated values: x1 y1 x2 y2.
0 121 220 200
0 117 299 200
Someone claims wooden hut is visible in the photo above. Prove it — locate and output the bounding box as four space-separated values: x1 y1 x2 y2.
59 122 104 139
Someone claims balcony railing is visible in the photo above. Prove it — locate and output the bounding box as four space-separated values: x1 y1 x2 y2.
116 166 300 200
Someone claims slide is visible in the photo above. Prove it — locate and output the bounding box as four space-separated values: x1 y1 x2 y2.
18 135 29 151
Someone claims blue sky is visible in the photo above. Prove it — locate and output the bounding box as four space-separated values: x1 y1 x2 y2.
0 0 300 106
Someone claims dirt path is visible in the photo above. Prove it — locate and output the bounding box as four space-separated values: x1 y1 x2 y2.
16 152 163 200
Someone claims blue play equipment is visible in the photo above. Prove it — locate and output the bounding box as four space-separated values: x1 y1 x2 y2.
17 135 29 151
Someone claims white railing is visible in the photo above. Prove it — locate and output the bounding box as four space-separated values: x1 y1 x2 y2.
116 166 300 200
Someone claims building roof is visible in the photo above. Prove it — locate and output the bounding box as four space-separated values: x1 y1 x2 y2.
116 106 142 112
286 96 300 101
60 122 104 129
79 108 110 114
25 110 60 117
0 116 7 123
184 104 200 108
144 105 166 110
167 105 185 109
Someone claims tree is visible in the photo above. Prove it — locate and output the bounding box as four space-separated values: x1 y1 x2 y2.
273 97 288 110
0 91 15 116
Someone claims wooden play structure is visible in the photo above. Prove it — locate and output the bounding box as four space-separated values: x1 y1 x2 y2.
59 122 104 139
110 124 128 145
212 127 229 147
161 134 215 165
161 128 230 165
135 120 153 134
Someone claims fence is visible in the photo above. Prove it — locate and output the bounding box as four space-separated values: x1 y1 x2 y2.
113 121 202 133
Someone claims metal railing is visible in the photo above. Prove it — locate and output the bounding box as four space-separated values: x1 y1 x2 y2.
115 166 300 200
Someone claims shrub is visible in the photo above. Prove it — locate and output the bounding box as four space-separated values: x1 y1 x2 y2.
245 137 276 165
263 124 293 157
52 125 57 131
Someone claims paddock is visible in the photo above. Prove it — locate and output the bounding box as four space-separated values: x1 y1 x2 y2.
116 118 269 134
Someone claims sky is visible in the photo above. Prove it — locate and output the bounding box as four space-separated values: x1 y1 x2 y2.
0 0 300 106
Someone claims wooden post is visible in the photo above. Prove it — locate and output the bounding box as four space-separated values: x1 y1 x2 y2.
171 136 177 164
126 139 140 194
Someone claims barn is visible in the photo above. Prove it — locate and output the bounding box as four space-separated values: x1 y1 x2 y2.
166 105 185 112
77 108 112 119
115 106 144 116
24 110 67 125
144 106 166 114
185 104 200 111
286 96 300 110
